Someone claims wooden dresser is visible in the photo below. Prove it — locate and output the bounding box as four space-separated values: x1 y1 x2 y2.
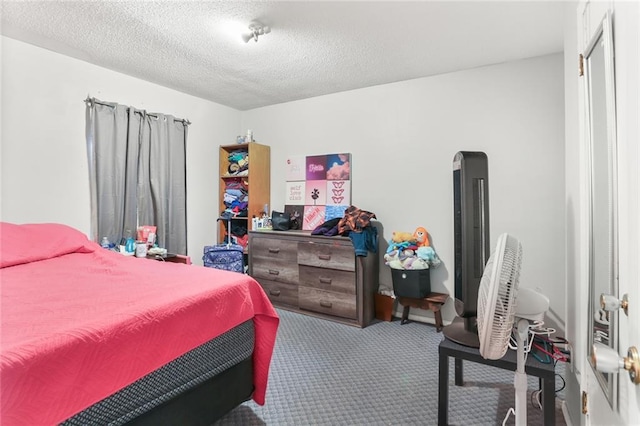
248 230 378 327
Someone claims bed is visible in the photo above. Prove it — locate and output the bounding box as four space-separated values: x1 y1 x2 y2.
0 222 279 425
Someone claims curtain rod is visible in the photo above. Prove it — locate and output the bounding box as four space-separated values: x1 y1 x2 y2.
84 97 191 125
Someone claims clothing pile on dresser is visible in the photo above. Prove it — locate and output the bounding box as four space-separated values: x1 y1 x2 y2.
311 205 378 257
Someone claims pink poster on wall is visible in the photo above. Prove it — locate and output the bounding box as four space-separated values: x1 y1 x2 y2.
285 181 306 205
306 155 327 180
286 156 306 181
286 153 352 231
304 180 327 206
303 206 325 231
326 180 349 206
326 153 351 180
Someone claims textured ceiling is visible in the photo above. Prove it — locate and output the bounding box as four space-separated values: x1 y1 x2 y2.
1 1 565 111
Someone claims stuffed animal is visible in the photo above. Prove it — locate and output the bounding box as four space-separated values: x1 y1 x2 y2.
417 246 436 261
413 226 430 247
391 231 415 243
417 246 442 268
402 257 416 269
383 250 404 270
409 258 430 270
402 249 415 257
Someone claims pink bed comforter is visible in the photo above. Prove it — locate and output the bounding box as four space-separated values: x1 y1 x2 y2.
0 222 279 425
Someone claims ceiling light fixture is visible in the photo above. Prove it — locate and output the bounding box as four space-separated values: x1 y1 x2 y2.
242 22 271 43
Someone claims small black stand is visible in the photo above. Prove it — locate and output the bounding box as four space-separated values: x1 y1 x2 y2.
438 337 556 426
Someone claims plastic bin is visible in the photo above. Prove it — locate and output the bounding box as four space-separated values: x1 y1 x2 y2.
391 269 431 298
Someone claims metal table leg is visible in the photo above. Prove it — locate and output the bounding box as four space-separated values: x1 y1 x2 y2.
438 348 449 426
455 358 463 386
543 374 555 425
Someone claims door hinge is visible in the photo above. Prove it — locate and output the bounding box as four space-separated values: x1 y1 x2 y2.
582 390 588 414
579 54 584 77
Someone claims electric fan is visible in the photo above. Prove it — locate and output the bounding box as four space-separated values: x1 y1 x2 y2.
477 233 549 426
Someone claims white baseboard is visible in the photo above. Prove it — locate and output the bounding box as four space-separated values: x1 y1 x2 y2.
401 307 561 332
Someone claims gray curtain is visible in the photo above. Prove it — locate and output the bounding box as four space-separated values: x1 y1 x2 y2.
138 113 188 254
86 98 188 254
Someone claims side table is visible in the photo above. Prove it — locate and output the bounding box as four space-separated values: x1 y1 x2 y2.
146 253 192 264
438 337 556 425
396 292 448 331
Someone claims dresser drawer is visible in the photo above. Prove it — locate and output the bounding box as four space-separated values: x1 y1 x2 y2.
252 262 298 284
299 265 356 295
250 237 298 284
256 278 298 308
251 237 298 260
297 242 355 272
299 286 357 320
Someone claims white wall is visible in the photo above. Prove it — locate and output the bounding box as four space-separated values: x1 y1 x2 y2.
1 37 241 261
1 37 566 327
241 54 566 326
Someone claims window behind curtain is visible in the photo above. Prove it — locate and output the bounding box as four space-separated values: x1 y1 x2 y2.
85 97 188 254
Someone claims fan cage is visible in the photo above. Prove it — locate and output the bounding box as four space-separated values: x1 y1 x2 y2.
477 234 522 360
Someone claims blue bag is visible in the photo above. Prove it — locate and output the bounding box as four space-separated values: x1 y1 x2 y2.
203 244 245 273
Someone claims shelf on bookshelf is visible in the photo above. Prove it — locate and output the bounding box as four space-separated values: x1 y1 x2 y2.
221 174 249 179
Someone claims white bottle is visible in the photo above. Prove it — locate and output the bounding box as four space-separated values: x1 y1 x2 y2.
246 130 253 142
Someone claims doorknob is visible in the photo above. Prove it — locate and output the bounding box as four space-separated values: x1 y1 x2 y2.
600 293 629 316
591 343 640 385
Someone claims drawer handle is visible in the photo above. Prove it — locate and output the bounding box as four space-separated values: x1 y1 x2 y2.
320 300 333 308
269 289 281 297
318 254 331 261
319 277 332 285
268 269 280 276
268 248 280 254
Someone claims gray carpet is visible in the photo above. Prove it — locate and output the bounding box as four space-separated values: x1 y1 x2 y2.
215 309 567 425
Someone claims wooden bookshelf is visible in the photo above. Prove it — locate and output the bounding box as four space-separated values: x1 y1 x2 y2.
218 142 270 246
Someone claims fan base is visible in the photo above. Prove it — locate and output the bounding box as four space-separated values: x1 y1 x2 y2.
443 317 480 348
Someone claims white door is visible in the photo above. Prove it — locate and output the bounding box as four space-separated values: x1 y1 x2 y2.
579 1 640 424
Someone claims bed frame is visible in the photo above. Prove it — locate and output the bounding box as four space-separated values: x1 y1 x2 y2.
130 358 253 425
61 320 257 426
